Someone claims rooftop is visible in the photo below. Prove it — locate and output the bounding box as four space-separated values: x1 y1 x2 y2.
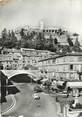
39 52 82 62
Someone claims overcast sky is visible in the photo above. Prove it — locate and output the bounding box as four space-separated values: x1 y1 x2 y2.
0 0 82 42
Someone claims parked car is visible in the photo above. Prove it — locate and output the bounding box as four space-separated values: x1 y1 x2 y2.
34 85 43 93
33 93 40 100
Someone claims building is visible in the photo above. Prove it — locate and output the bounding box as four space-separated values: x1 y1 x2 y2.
38 52 82 81
56 81 82 117
42 27 68 45
14 20 79 47
21 48 55 69
0 48 23 70
0 54 13 70
0 48 55 70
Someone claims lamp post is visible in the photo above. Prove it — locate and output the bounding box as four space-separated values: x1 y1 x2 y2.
63 104 68 117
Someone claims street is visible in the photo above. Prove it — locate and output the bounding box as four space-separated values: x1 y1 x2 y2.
2 83 58 117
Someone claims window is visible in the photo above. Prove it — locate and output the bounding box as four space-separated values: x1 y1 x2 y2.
78 57 82 61
56 59 59 63
48 60 50 64
63 57 65 62
70 57 74 62
53 59 55 63
81 65 82 72
35 60 36 63
70 64 73 70
43 30 45 32
52 30 54 32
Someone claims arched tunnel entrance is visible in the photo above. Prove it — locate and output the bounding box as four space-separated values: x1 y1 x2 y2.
8 73 36 98
1 71 37 103
9 74 36 83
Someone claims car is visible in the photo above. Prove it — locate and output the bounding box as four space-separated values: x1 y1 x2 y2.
33 85 42 93
33 93 40 100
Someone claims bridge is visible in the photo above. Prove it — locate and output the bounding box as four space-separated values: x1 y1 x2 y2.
1 70 38 81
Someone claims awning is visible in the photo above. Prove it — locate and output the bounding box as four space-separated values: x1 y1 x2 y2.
41 78 48 82
67 81 82 88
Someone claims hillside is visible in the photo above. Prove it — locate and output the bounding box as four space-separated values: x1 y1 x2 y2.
0 26 81 54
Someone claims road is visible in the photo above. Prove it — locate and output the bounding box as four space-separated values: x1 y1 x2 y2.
3 83 58 117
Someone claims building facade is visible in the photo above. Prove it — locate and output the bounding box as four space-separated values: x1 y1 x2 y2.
38 53 82 81
0 48 55 70
0 49 23 70
21 48 55 69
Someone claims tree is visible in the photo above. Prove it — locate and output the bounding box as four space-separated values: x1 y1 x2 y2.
8 30 12 40
54 38 58 44
2 28 8 39
20 28 25 39
67 36 73 46
15 40 21 49
73 38 81 52
36 32 45 50
1 29 17 48
74 38 80 47
8 30 17 48
61 45 71 54
1 28 8 47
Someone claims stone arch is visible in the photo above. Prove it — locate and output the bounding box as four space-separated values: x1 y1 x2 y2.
2 70 37 83
10 73 36 83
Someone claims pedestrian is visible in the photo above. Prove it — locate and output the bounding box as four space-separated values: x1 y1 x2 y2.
33 93 41 107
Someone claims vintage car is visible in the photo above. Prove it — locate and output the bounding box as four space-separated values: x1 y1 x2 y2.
33 93 40 100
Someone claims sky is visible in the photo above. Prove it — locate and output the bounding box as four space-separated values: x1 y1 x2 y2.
0 0 82 43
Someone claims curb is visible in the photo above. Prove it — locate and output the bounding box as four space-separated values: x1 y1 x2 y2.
1 95 16 115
